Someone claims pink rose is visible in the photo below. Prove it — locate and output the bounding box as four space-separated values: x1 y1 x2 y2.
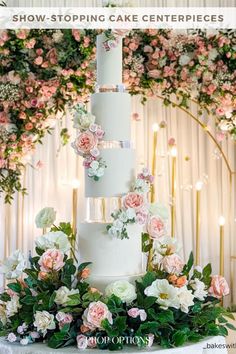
95 128 104 139
208 275 230 299
87 337 97 348
75 132 97 155
25 38 36 49
34 56 43 65
128 308 147 321
16 29 28 39
36 48 43 55
72 29 81 42
147 216 166 239
56 312 73 329
160 254 184 275
0 112 9 124
38 249 65 273
77 334 88 350
82 301 113 331
46 48 57 65
136 209 148 225
148 69 161 79
123 192 145 211
25 122 33 131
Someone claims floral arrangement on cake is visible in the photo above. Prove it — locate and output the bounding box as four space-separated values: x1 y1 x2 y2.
72 105 107 181
0 207 235 351
0 29 235 202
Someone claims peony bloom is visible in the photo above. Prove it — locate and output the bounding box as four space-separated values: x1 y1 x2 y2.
208 275 230 299
123 192 145 211
0 250 26 279
55 286 79 307
144 279 180 310
74 131 97 155
160 254 185 275
35 207 56 229
33 311 55 337
82 301 113 331
38 249 65 273
35 231 70 254
127 308 147 321
147 215 166 239
105 280 137 304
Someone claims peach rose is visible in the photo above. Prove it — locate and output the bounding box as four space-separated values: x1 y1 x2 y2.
34 56 43 65
75 132 97 155
82 301 113 331
81 268 90 279
80 324 90 333
208 275 230 299
38 249 64 273
160 254 184 275
147 216 166 239
38 271 49 280
168 275 187 288
123 192 145 211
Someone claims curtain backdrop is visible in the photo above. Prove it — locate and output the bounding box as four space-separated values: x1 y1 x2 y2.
1 0 236 306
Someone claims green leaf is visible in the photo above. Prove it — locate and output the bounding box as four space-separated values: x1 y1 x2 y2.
114 316 127 333
20 295 37 305
172 330 188 346
226 323 236 331
138 321 159 334
78 262 92 273
143 296 157 309
182 252 194 276
7 282 21 294
66 293 81 306
48 332 69 349
49 292 56 309
158 309 174 324
138 272 157 289
142 233 152 253
106 295 124 314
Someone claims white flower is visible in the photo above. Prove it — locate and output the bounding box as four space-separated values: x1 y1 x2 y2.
105 280 137 304
90 160 99 170
0 304 6 325
7 333 17 343
134 179 149 193
108 226 121 238
218 120 233 131
96 167 105 178
0 250 26 279
208 48 218 61
126 208 136 219
179 54 191 66
90 147 100 157
194 265 202 273
113 219 123 230
55 286 79 307
178 286 195 313
35 231 70 254
17 323 28 334
52 30 64 43
74 111 95 130
144 279 180 310
6 295 21 317
35 207 56 229
119 211 128 223
33 311 56 337
20 338 29 346
149 202 169 219
77 334 88 350
154 236 181 256
190 279 207 301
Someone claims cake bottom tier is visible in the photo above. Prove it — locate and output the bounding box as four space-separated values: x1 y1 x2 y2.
78 222 144 289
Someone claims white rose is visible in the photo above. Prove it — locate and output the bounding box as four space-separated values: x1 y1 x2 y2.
119 211 128 223
33 311 55 337
77 334 88 350
6 295 21 317
105 280 137 304
0 250 26 279
7 333 17 343
90 160 99 170
35 231 70 253
74 112 95 130
20 338 29 346
190 279 207 301
95 167 105 178
52 30 64 43
55 286 79 306
208 48 218 61
218 120 233 131
178 286 195 313
179 54 191 66
149 202 169 219
108 226 121 238
113 219 123 230
35 207 56 229
134 179 149 193
126 208 136 219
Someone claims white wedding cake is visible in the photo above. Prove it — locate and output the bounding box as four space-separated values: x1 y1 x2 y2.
79 34 144 290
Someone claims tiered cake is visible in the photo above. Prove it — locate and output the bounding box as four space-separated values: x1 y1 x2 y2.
79 34 144 290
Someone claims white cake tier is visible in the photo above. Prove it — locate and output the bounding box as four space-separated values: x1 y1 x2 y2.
96 33 122 85
91 92 131 141
78 222 144 281
85 148 135 198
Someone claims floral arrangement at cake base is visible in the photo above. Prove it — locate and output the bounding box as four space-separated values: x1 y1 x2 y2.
0 209 235 351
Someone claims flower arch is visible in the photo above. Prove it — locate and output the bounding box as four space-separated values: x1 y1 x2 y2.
0 28 235 202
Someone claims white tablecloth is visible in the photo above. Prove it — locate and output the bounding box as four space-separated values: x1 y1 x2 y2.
0 336 227 354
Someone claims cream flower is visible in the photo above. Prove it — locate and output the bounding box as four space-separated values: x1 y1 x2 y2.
0 304 7 325
0 250 26 279
154 236 181 256
6 295 21 317
35 207 56 229
33 311 55 337
73 111 95 130
105 280 137 304
35 231 70 253
190 279 207 301
144 279 180 310
178 286 195 313
55 286 79 306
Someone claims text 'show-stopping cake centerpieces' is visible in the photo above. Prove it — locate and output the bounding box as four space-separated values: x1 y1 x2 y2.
0 33 234 352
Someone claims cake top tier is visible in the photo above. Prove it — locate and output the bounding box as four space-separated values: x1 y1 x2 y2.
96 33 123 86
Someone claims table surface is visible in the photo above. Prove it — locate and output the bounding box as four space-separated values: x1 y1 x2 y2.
0 336 227 354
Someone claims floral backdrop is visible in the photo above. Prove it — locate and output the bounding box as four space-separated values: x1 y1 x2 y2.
0 28 235 202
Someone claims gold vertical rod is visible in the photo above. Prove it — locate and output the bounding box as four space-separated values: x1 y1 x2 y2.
220 225 224 277
195 190 201 265
72 188 78 235
171 156 176 238
151 130 158 203
102 198 106 222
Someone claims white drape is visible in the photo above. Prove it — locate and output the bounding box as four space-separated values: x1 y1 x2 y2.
0 0 235 306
